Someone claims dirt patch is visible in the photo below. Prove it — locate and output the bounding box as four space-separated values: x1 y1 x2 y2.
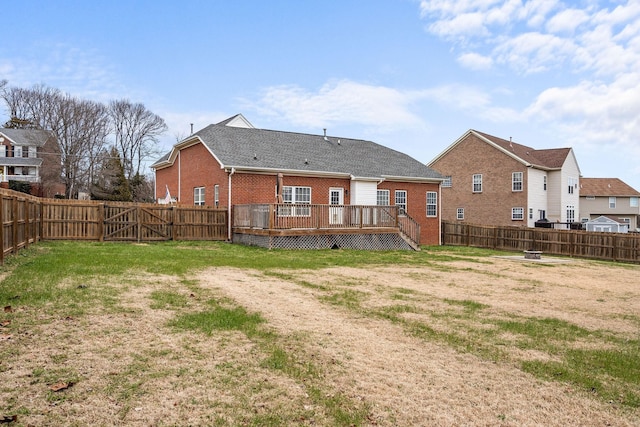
199 258 640 426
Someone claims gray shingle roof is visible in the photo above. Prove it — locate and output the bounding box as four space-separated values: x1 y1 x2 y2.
0 157 43 167
0 129 53 147
154 118 443 181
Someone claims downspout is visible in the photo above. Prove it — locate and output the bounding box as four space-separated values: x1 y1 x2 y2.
177 151 181 202
438 181 443 246
227 167 235 241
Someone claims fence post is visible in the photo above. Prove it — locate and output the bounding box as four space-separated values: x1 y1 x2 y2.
12 197 18 254
137 206 142 243
98 203 105 242
37 199 43 243
171 206 176 241
24 199 29 249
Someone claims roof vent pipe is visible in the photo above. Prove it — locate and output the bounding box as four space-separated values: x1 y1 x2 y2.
323 128 329 141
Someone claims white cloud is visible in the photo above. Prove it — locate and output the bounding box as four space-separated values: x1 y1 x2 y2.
546 8 589 34
457 52 494 69
494 32 578 73
525 72 640 151
243 80 426 131
1 42 124 102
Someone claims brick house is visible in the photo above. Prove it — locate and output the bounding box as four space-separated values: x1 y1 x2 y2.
428 129 581 227
579 178 640 231
0 128 64 197
151 114 444 247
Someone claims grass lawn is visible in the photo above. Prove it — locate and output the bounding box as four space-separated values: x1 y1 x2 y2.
0 241 638 426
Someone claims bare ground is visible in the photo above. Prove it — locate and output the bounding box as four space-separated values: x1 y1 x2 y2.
1 254 639 426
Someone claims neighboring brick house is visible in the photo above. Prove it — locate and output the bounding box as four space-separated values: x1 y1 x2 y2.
579 178 640 231
152 114 444 245
0 128 64 197
428 129 581 227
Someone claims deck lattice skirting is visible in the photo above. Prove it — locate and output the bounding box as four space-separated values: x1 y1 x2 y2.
233 230 413 250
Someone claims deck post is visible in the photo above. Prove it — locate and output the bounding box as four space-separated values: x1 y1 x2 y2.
269 204 275 230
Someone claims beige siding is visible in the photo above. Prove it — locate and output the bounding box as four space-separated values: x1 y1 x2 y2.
526 168 548 226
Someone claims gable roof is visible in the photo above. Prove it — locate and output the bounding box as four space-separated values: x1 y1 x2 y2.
429 129 574 171
580 178 640 197
0 128 54 147
587 215 628 225
153 115 443 182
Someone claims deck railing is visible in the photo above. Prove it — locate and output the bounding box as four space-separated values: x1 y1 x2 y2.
233 204 399 230
233 203 420 245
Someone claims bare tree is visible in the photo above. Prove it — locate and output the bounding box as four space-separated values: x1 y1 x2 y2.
108 99 167 181
1 85 110 198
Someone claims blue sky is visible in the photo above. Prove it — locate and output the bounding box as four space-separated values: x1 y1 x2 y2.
2 0 640 189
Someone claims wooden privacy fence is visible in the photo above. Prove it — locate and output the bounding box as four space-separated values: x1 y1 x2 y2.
0 189 227 264
442 221 640 264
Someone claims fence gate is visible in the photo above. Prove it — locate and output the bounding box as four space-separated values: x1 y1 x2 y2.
103 205 173 241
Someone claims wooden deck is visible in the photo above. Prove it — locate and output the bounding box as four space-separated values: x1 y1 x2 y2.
232 204 420 250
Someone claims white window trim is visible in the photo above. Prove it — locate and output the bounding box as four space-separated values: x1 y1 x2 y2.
426 191 437 217
442 176 452 188
512 172 523 192
280 185 312 216
456 208 464 220
194 186 205 206
214 184 219 207
609 197 616 209
395 190 407 215
472 174 482 193
376 189 390 206
511 207 524 221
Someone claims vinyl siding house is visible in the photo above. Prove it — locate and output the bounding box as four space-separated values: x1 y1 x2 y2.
151 114 444 249
0 128 64 197
428 130 581 228
579 178 640 231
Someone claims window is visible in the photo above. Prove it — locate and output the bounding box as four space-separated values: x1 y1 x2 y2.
543 175 547 191
512 207 524 220
214 184 219 207
28 146 37 158
512 172 523 192
609 197 616 209
539 209 546 220
631 197 638 208
622 218 630 223
472 174 482 193
194 187 205 206
529 208 533 219
456 208 464 220
426 191 437 217
395 190 407 215
376 189 389 205
281 186 311 216
14 146 22 158
0 146 5 157
442 176 452 188
567 205 575 223
568 177 577 194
